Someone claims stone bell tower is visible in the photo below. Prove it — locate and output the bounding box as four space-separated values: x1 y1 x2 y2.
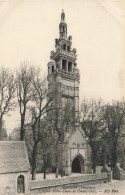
47 10 91 176
47 10 80 123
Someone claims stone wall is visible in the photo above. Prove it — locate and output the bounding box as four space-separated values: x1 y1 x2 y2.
30 173 110 194
113 163 125 180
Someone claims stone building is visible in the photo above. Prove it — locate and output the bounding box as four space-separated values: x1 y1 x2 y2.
47 10 91 175
0 141 30 194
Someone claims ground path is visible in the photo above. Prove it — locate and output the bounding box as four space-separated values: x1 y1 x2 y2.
94 180 125 195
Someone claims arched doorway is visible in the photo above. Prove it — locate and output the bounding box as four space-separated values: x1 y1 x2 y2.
72 157 81 172
17 175 25 193
72 155 85 173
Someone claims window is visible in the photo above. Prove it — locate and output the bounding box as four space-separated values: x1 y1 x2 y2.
17 175 25 193
62 60 67 70
52 65 54 73
68 62 72 72
63 44 66 51
67 46 70 52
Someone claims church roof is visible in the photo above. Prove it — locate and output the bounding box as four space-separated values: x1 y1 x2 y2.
0 141 30 174
65 124 86 143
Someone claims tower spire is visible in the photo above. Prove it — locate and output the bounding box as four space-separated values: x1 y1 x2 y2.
59 9 67 39
61 9 65 22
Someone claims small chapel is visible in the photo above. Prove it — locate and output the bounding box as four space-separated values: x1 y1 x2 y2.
47 10 91 175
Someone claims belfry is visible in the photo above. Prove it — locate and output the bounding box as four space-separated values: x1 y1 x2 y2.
47 10 91 175
47 10 79 123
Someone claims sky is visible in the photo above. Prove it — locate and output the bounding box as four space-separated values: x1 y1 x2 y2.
0 0 125 133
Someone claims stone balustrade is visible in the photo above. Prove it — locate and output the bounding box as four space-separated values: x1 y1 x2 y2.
52 49 77 59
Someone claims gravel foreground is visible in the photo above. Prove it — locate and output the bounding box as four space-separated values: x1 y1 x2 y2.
28 179 125 195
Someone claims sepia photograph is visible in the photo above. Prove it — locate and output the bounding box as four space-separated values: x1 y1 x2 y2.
0 0 125 194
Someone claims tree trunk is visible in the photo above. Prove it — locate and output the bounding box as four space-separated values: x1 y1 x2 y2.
92 164 96 174
91 149 97 174
60 148 64 177
43 167 46 179
55 161 59 178
0 117 2 140
122 137 125 170
60 143 63 177
31 143 38 180
32 168 36 180
43 155 46 180
20 114 25 141
111 145 117 169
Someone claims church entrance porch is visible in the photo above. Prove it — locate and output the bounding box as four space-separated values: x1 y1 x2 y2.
71 155 85 174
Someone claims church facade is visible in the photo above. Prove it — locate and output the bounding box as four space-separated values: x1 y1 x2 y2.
47 10 91 175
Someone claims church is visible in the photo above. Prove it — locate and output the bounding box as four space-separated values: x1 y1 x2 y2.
47 10 91 175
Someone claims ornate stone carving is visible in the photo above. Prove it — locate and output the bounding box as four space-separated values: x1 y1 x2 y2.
50 51 54 59
77 142 80 148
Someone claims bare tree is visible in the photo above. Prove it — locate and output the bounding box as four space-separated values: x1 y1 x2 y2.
0 67 16 140
39 118 53 180
47 82 75 177
16 62 33 141
25 71 53 180
81 97 106 173
103 100 125 169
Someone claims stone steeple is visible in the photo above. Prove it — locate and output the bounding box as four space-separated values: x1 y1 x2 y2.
47 10 80 123
59 9 67 39
47 11 91 176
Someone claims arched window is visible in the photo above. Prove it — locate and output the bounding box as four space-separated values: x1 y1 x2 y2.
52 65 54 73
63 44 66 51
17 175 25 193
